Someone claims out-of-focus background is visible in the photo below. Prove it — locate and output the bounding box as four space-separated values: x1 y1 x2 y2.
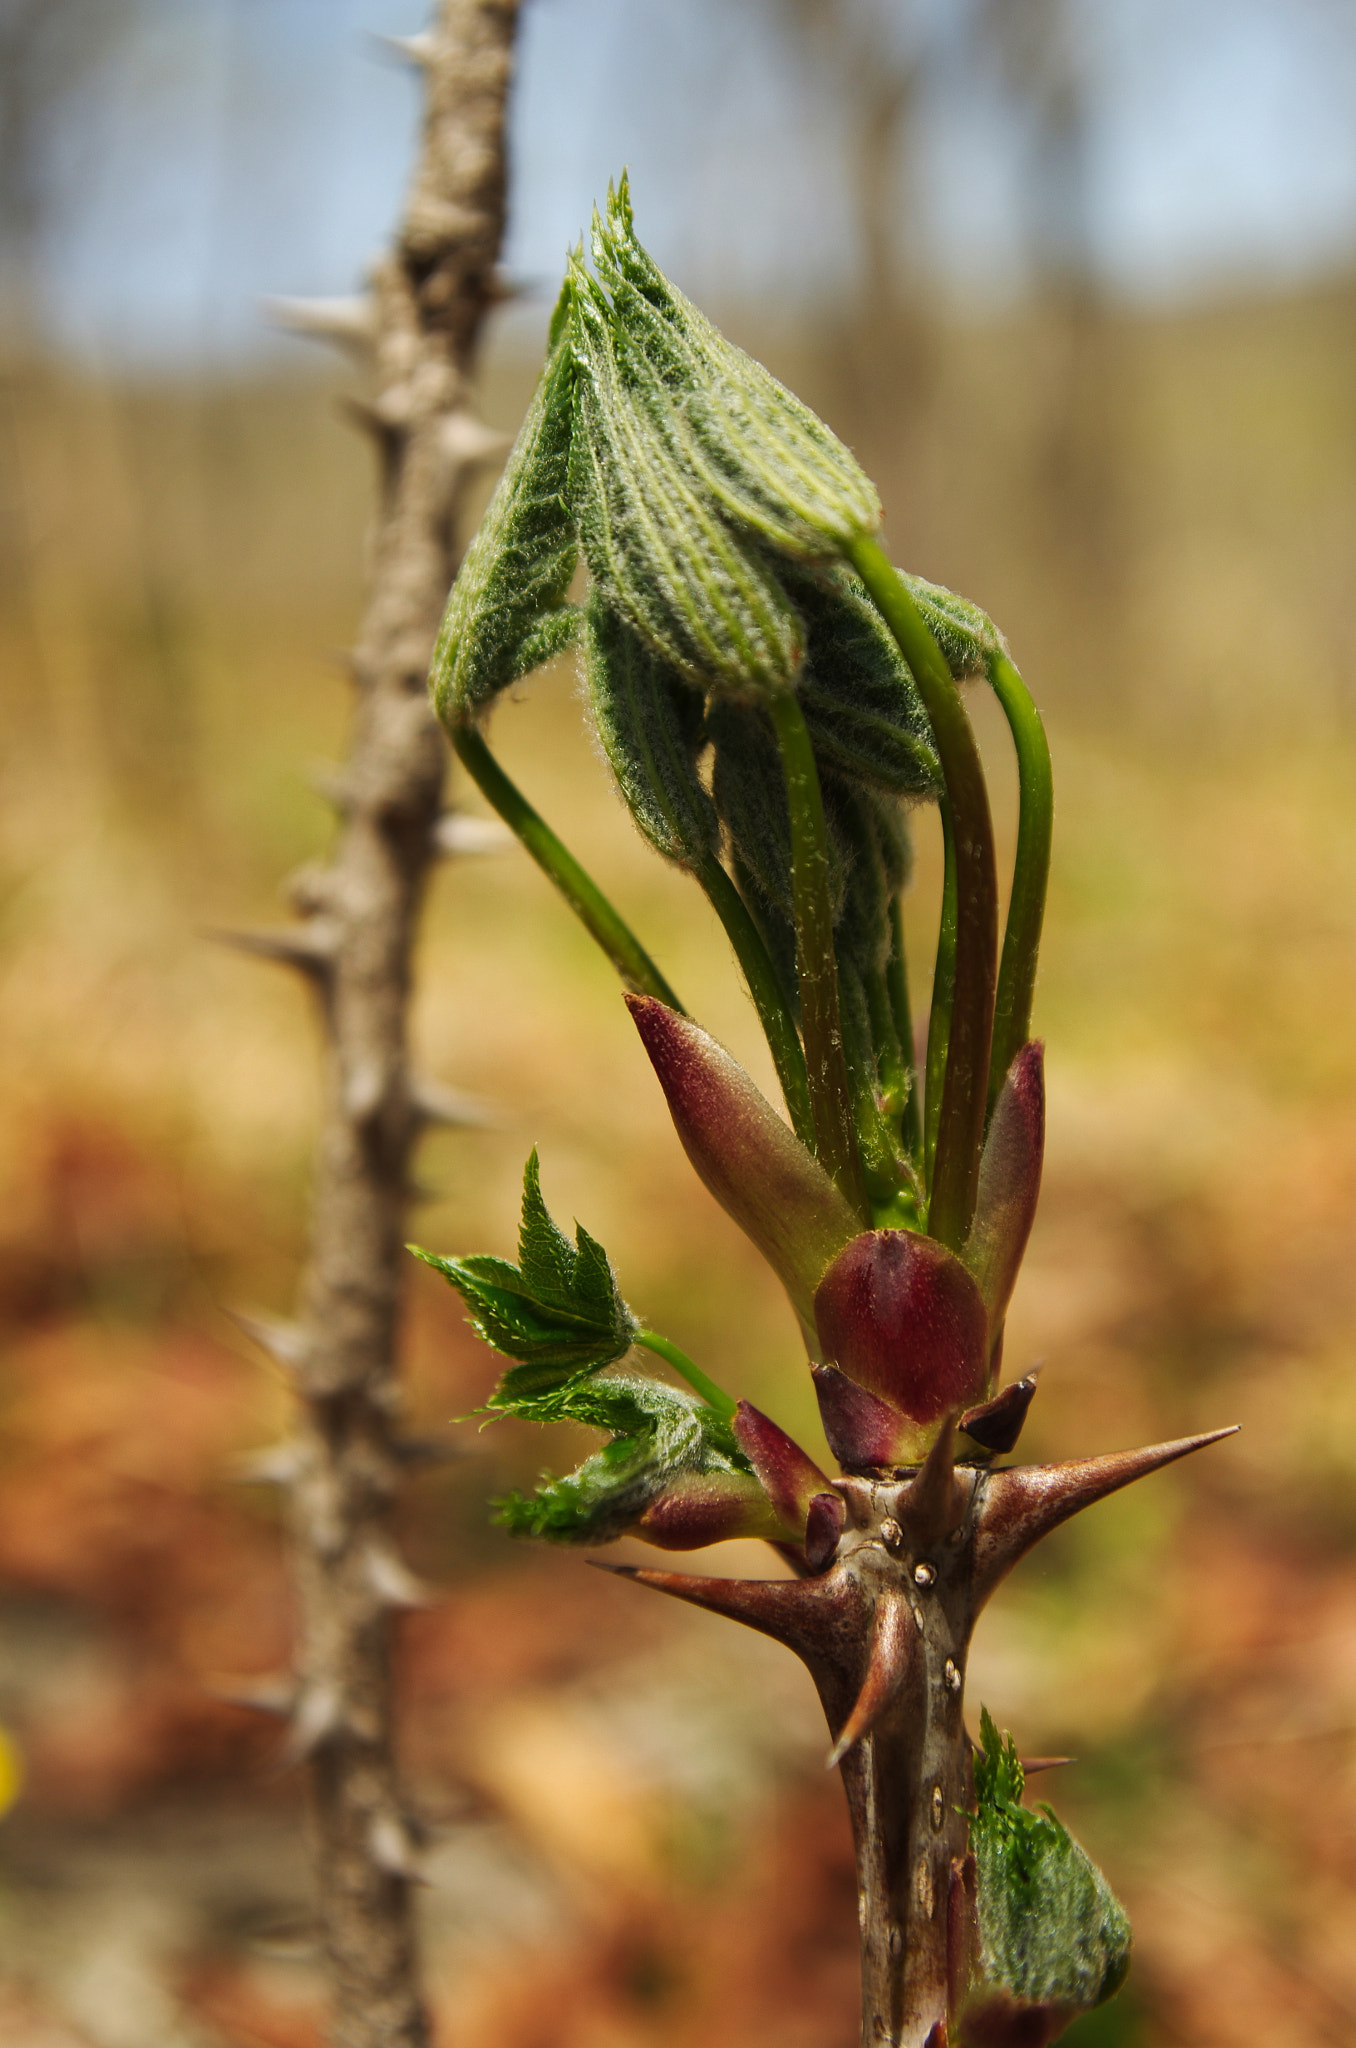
3 1 1356 2042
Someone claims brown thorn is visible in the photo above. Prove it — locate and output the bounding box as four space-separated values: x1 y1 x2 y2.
900 1412 967 1545
227 1310 313 1376
974 1426 1239 1605
589 1559 851 1664
265 293 377 357
1020 1756 1074 1776
207 922 337 979
826 1590 915 1768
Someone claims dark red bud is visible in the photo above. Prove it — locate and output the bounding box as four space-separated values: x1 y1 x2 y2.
634 1471 782 1549
812 1363 917 1469
813 1229 989 1424
626 995 859 1346
734 1400 832 1538
960 1374 1039 1456
804 1491 845 1573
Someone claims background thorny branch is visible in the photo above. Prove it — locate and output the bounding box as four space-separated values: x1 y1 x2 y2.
225 5 521 2042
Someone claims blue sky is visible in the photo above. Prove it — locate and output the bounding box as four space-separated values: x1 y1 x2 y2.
35 0 1356 365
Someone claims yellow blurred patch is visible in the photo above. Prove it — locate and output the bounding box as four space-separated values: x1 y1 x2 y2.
0 1727 24 1817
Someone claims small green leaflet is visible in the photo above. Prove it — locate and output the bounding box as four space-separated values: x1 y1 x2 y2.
493 1370 758 1545
411 1149 638 1407
969 1708 1132 2015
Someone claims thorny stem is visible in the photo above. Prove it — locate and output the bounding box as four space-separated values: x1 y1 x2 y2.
986 653 1053 1109
765 681 871 1220
634 1328 736 1418
695 851 816 1148
250 9 523 2045
452 723 684 1009
847 537 998 1253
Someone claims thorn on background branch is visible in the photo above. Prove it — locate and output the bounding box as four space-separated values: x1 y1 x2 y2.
431 810 513 856
371 29 437 68
209 922 338 979
233 1439 307 1487
286 1680 345 1762
266 294 378 357
364 1541 437 1610
228 1311 315 1376
408 1076 500 1130
212 1673 298 1719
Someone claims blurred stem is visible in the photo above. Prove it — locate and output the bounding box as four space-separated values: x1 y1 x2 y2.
634 1330 736 1418
847 537 998 1252
865 963 909 1125
452 724 683 1010
764 683 870 1221
924 801 957 1197
887 898 922 1161
986 652 1053 1108
695 853 815 1148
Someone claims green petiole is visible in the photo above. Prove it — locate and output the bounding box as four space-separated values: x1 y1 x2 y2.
695 854 815 1150
634 1329 736 1418
986 652 1053 1107
846 536 998 1253
452 724 684 1011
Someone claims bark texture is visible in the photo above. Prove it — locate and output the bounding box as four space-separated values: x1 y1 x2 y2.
238 8 521 2044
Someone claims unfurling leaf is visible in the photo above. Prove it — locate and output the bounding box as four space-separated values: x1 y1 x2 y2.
568 252 804 697
430 301 581 722
899 571 1005 682
965 1709 1131 2032
494 1372 776 1546
584 587 718 868
595 176 881 559
411 1149 637 1405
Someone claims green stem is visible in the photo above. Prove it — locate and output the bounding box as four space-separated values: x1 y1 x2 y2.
764 684 870 1221
452 724 683 1010
695 854 815 1150
865 963 909 1126
887 898 922 1162
847 536 998 1252
986 652 1053 1108
924 800 957 1196
634 1329 736 1418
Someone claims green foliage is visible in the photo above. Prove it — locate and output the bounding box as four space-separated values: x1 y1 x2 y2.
411 1149 638 1407
493 1370 755 1544
430 301 581 721
899 571 1004 681
584 586 718 868
970 1709 1132 2015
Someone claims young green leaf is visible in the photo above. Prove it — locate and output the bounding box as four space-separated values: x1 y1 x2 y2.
410 1149 638 1403
594 178 881 559
567 255 804 697
493 1371 774 1546
898 571 1005 682
583 585 719 868
969 1708 1132 2018
430 294 581 723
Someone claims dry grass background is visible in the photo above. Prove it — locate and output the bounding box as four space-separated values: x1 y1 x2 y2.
2 278 1356 2045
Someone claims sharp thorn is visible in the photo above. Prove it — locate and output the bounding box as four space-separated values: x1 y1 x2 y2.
207 922 337 978
364 1541 436 1610
974 1426 1239 1604
264 293 376 355
431 811 513 857
285 1681 344 1762
588 1559 852 1664
227 1311 314 1375
339 395 401 446
826 1592 914 1767
343 1057 389 1123
371 29 436 66
232 1439 306 1486
1020 1755 1074 1775
210 1673 297 1718
368 1811 428 1882
438 411 513 469
408 1076 500 1130
900 1413 966 1544
308 762 354 812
